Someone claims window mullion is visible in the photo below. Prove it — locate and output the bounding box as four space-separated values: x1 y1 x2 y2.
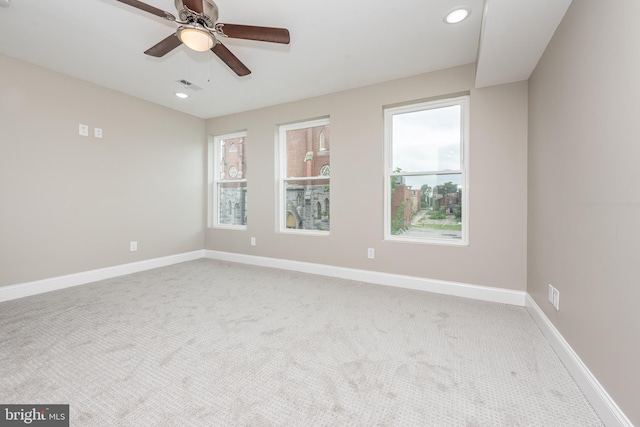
391 170 463 177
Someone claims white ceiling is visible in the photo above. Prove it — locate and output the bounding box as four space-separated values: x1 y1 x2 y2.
0 0 572 119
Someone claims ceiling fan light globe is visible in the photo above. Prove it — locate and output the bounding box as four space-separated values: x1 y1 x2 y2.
177 26 215 52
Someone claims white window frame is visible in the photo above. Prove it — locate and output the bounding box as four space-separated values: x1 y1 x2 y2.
278 117 331 235
209 131 247 230
383 96 469 246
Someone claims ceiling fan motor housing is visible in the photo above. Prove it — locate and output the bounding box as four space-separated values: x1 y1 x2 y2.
175 0 218 27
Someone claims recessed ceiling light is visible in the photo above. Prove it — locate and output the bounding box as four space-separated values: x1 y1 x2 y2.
444 7 471 24
175 92 189 99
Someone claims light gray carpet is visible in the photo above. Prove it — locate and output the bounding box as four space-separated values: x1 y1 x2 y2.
0 259 602 426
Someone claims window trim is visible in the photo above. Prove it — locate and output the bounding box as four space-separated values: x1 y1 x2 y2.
383 96 469 246
209 130 248 230
277 117 331 235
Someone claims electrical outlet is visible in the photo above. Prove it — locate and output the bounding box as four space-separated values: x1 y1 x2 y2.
94 127 103 138
367 248 375 259
548 284 554 304
250 237 256 246
129 241 138 252
553 288 560 311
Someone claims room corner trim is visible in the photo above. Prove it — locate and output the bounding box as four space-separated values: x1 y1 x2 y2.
525 294 632 427
204 250 526 306
0 250 206 303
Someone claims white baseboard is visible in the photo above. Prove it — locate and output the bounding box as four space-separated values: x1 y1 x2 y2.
2 249 524 306
204 250 526 306
0 250 205 303
525 294 632 427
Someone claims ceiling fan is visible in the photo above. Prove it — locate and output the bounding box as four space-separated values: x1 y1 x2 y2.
115 0 290 76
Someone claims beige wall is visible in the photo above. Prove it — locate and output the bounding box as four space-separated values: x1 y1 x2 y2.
528 0 640 423
0 55 206 287
206 64 528 291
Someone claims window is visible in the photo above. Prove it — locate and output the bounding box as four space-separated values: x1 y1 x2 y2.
210 131 247 228
384 96 469 245
278 118 330 234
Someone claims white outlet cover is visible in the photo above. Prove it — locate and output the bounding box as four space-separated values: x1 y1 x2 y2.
79 124 89 136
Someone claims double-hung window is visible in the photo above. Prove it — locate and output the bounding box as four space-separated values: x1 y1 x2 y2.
384 96 469 245
278 118 331 234
211 131 247 228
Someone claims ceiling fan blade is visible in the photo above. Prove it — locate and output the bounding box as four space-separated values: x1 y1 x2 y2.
218 24 290 44
182 0 204 14
144 34 183 57
212 43 251 76
115 0 175 20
